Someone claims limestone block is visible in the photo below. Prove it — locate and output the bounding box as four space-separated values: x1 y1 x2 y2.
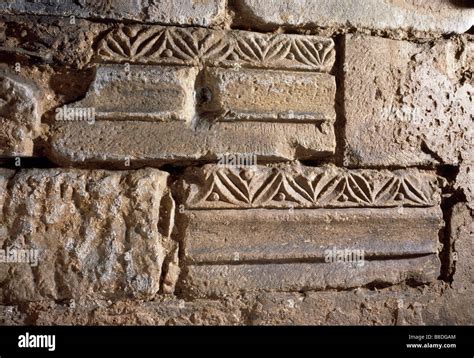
0 0 226 27
343 34 473 167
179 164 443 297
0 71 41 157
97 25 335 72
48 65 336 165
0 168 172 303
234 0 474 35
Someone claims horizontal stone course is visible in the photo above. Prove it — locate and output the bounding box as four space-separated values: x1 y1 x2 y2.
182 164 442 209
184 208 443 263
234 0 474 35
97 25 335 72
0 0 226 27
185 255 440 297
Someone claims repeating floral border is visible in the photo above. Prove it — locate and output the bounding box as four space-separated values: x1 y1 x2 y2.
182 164 442 209
97 25 335 72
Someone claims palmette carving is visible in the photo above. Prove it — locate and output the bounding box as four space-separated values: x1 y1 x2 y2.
97 25 335 71
182 164 442 209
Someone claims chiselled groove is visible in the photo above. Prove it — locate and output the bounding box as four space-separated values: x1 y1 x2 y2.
188 253 435 266
97 25 335 72
182 164 442 209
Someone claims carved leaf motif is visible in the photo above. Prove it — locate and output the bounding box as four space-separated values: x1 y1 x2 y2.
291 39 322 66
400 175 430 205
98 27 167 62
236 36 271 62
286 175 316 202
199 33 232 61
252 171 283 205
129 28 166 60
373 177 400 203
165 28 199 61
186 166 439 208
263 36 292 63
347 173 373 204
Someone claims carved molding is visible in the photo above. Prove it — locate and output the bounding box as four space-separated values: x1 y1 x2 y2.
97 25 335 72
182 164 442 209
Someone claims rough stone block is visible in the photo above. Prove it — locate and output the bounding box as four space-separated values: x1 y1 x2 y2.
234 0 474 35
0 0 226 27
450 203 473 292
343 34 473 167
0 71 41 157
0 168 173 303
97 25 335 72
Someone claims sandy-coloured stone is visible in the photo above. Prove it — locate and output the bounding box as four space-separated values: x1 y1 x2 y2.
0 18 105 68
450 203 473 292
97 25 335 72
183 207 442 263
181 164 442 209
202 68 335 123
456 161 474 209
0 168 172 303
48 120 335 166
0 0 226 26
1 281 472 325
185 255 440 297
147 0 226 27
251 285 474 325
58 65 197 123
48 64 336 165
0 71 42 157
234 0 474 35
343 34 473 167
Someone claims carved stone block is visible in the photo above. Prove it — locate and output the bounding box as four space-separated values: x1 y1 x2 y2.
179 164 443 297
97 25 335 72
48 65 336 165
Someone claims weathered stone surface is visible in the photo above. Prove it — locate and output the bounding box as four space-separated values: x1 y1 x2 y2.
2 282 472 325
183 208 442 263
0 0 226 27
234 0 474 35
185 255 439 297
59 65 197 122
0 71 41 157
97 25 335 72
48 121 335 166
343 34 473 167
450 203 473 292
180 164 442 296
456 161 474 209
202 68 335 123
251 284 474 325
0 168 173 303
182 164 442 209
0 18 105 68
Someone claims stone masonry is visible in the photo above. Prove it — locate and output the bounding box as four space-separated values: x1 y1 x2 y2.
0 1 472 325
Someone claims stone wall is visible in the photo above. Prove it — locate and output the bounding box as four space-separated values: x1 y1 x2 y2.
0 0 472 325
